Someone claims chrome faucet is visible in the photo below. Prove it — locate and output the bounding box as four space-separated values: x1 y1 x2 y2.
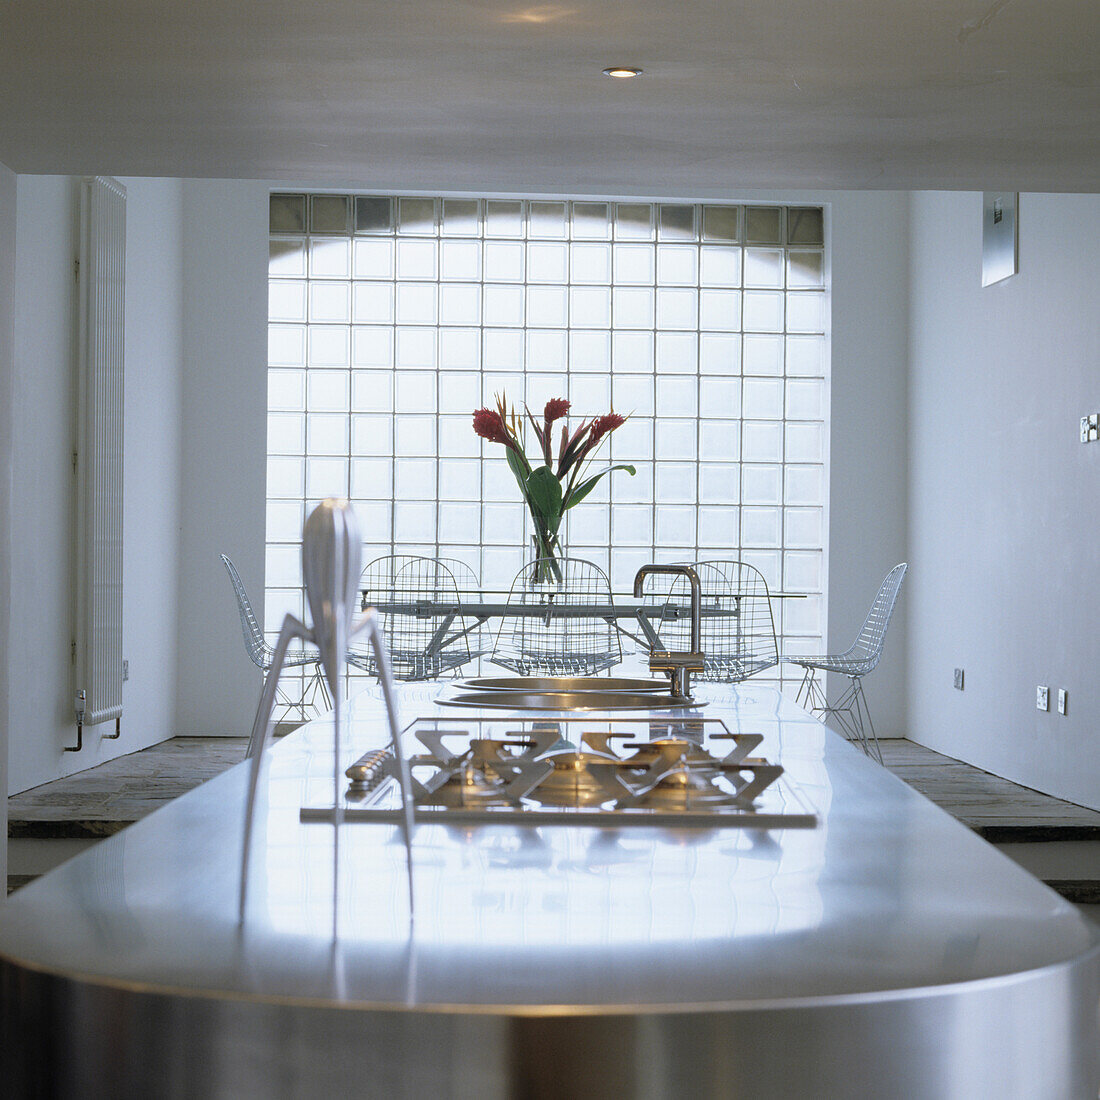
633 564 706 700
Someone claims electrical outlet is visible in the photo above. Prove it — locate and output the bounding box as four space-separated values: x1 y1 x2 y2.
1081 414 1100 443
122 659 129 682
953 668 965 690
1036 685 1049 711
1057 689 1068 716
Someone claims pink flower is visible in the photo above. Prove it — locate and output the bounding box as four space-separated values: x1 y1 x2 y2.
472 407 511 447
588 412 626 445
544 398 570 423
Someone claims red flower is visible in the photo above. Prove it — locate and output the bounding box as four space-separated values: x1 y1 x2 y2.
473 407 511 447
544 398 570 423
588 412 626 445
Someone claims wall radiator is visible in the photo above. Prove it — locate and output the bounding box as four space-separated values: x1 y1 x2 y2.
71 176 127 747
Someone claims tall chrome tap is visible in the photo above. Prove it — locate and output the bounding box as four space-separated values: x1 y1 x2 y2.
633 564 706 700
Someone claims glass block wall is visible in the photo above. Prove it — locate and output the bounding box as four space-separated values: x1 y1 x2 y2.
267 195 828 689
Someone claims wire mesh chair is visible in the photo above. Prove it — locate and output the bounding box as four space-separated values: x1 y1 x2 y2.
642 561 779 682
785 562 908 763
437 557 490 670
349 555 475 681
490 556 622 676
220 554 331 724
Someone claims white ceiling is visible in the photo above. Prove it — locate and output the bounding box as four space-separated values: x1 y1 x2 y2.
1 0 1098 192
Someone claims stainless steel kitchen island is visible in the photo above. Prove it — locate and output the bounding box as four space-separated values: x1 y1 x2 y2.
2 683 1097 1099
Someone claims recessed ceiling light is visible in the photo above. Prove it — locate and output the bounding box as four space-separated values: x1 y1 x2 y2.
603 66 642 79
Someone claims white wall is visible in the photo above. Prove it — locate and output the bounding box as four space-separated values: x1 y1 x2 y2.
907 191 1100 811
7 176 184 793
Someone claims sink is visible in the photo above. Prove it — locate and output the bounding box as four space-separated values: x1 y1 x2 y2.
437 689 704 711
456 676 671 694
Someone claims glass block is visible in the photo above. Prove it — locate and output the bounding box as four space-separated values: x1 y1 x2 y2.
308 282 349 323
482 371 524 404
742 420 783 462
656 287 697 329
394 414 435 454
783 594 822 636
656 244 697 286
612 287 654 328
311 195 350 235
785 507 823 549
571 202 610 239
485 200 524 237
484 284 524 326
570 331 612 372
611 504 653 546
613 461 652 503
267 499 304 542
307 413 349 456
398 197 436 234
699 420 740 463
611 547 655 591
267 456 304 498
439 327 480 370
699 378 740 419
786 378 824 420
609 417 651 460
611 374 654 416
438 371 480 412
308 371 350 412
270 238 306 276
270 194 306 234
396 239 437 280
353 238 393 279
395 457 437 498
527 329 567 371
269 369 306 412
483 330 523 371
742 463 782 505
787 207 824 246
654 419 697 461
744 206 782 245
441 239 481 282
659 205 695 240
395 326 436 369
612 331 654 372
306 456 349 498
528 242 568 283
310 238 350 279
656 376 697 417
786 334 826 377
352 282 393 324
784 464 824 506
351 414 393 455
352 326 393 369
270 280 306 322
740 550 780 588
484 241 524 281
655 332 697 374
743 290 784 332
698 506 737 546
264 588 303 635
269 325 306 367
482 502 525 544
569 504 610 544
788 250 824 288
655 505 695 546
350 457 392 497
700 246 741 287
700 333 741 375
440 458 480 500
613 244 655 285
355 196 392 234
528 374 568 406
570 286 611 328
744 249 784 288
699 462 738 503
702 205 739 242
529 201 567 238
571 242 611 283
439 283 481 326
438 501 481 543
268 413 304 455
439 415 480 458
787 291 826 334
783 549 822 591
615 204 653 239
566 374 610 410
308 326 350 368
527 285 567 327
395 371 436 413
699 288 740 331
656 462 696 503
741 506 781 548
396 282 438 325
394 501 436 542
441 198 479 236
743 333 783 375
785 422 824 463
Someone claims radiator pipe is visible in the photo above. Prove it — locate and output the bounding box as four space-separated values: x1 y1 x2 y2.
66 690 86 752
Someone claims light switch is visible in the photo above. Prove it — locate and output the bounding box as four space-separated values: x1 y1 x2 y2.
1081 414 1100 443
1036 685 1049 711
1057 689 1068 716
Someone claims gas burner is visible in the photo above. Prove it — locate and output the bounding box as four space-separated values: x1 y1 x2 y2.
527 748 629 807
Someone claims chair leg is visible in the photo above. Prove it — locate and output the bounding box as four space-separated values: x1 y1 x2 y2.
803 673 881 764
850 677 883 764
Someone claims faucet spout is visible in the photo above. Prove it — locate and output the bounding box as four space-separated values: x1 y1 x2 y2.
633 564 706 699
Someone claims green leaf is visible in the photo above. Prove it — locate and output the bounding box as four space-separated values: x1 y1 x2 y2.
525 464 564 524
564 464 636 510
505 446 532 503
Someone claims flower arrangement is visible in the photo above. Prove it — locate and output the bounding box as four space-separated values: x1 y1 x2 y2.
473 395 635 583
